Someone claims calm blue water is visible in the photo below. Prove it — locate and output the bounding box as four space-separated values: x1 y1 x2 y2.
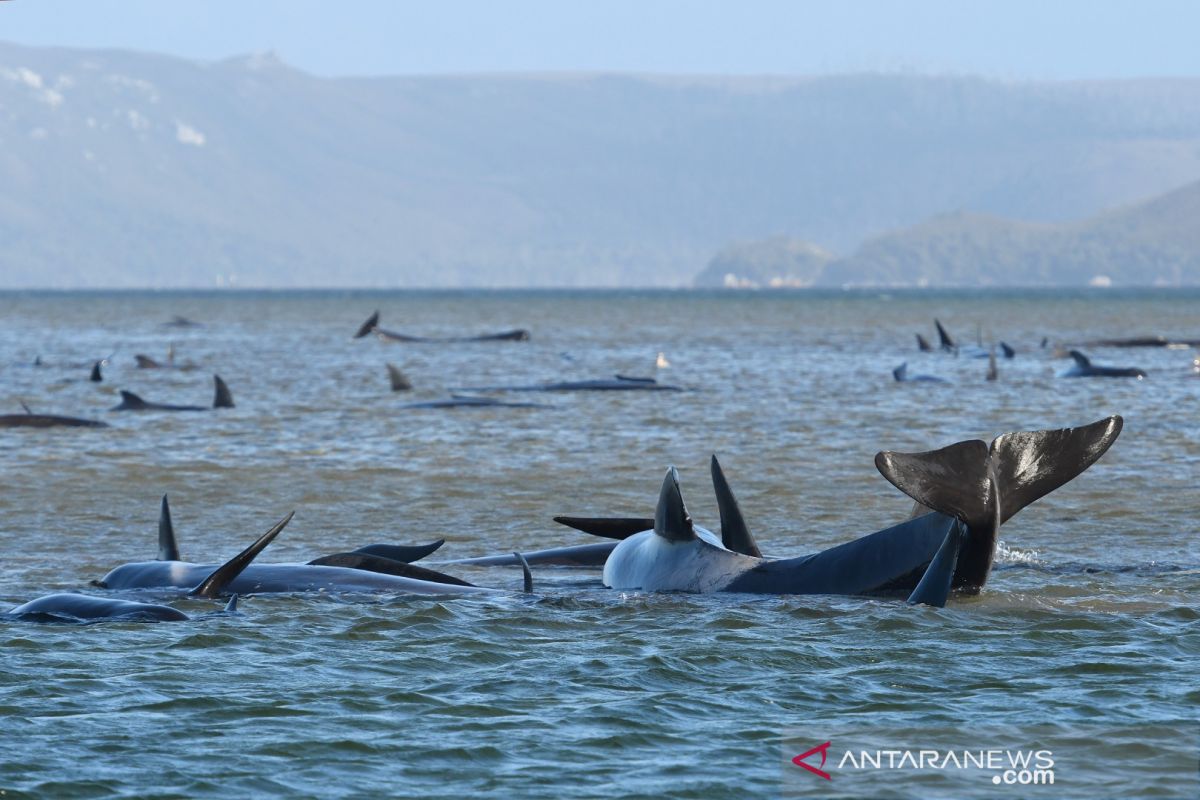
0 289 1197 798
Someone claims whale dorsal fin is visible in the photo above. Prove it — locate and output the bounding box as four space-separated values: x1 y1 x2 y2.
874 439 995 529
189 510 294 598
916 333 932 352
553 517 654 539
158 494 180 561
654 467 695 543
935 319 956 351
117 390 149 410
710 455 762 557
20 401 33 415
90 361 103 382
1000 342 1015 359
135 354 160 368
1069 350 1091 367
387 363 412 391
988 415 1122 525
354 311 380 339
213 375 234 408
893 363 908 382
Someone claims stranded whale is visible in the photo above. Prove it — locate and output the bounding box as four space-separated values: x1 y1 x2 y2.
1062 350 1147 379
5 510 292 622
560 417 1121 606
112 375 235 411
94 496 528 596
355 311 530 343
0 402 109 429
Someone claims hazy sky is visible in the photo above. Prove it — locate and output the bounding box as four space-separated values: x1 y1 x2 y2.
2 0 1198 79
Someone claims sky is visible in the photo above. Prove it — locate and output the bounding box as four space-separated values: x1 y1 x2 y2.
1 0 1199 79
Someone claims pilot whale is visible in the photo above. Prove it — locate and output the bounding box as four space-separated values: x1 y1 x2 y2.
454 375 683 393
112 375 235 411
1062 350 1146 378
94 496 528 596
0 402 109 429
5 510 291 622
355 311 530 343
562 416 1121 606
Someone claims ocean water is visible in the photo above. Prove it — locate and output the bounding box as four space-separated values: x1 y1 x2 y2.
0 288 1197 799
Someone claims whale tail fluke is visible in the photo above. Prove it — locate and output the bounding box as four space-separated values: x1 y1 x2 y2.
875 416 1122 592
158 494 180 561
354 311 381 339
213 375 234 408
189 510 294 598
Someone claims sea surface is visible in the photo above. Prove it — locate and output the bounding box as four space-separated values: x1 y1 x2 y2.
0 288 1197 799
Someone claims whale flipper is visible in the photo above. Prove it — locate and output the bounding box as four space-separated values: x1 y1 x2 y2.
655 467 695 543
354 311 381 339
552 516 654 539
213 375 234 408
307 552 475 586
906 520 967 607
515 552 533 593
352 540 445 563
710 455 762 558
158 494 180 561
188 511 294 598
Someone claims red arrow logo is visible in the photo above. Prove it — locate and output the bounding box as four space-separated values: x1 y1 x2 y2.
792 741 832 780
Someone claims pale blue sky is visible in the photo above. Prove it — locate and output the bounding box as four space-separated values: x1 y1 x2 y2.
1 0 1198 79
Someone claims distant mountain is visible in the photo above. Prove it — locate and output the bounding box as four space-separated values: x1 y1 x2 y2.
705 179 1200 287
7 41 1200 287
